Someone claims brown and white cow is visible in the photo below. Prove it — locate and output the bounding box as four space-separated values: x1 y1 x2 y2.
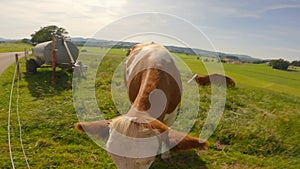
75 43 208 169
188 73 235 87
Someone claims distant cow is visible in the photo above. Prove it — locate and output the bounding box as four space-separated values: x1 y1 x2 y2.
188 74 235 87
75 43 208 169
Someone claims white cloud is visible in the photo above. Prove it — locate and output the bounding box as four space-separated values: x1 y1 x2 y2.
269 47 300 54
261 4 300 13
0 0 128 38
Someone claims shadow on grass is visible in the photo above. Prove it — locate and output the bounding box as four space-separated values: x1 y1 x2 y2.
151 151 207 169
24 68 72 99
287 69 299 72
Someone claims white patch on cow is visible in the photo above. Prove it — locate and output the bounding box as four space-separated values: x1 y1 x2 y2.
125 46 153 82
147 89 167 119
106 124 160 158
147 46 173 64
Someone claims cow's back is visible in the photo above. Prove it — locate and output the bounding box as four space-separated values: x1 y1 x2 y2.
125 43 182 122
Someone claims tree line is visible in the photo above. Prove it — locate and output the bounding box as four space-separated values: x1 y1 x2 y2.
269 59 300 71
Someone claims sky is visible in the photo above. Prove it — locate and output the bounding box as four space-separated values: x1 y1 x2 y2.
1 0 300 61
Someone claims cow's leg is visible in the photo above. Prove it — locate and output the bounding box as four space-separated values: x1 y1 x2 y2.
161 107 178 159
163 107 178 126
160 142 172 160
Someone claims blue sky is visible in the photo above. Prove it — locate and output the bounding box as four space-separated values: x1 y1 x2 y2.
1 0 299 61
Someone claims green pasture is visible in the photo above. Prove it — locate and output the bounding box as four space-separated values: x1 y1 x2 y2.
0 48 299 168
0 42 32 52
179 54 300 97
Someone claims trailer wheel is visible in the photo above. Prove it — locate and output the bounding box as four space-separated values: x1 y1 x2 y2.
26 59 38 74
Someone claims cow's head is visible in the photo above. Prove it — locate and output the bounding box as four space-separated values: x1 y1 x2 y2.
75 112 208 169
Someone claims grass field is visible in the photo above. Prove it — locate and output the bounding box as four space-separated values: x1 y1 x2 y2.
179 54 300 97
0 48 299 168
0 42 32 52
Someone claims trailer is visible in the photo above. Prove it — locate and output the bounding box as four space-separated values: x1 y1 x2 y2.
26 38 80 73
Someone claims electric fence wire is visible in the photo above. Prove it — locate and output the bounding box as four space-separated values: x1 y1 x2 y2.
16 59 30 169
8 63 17 169
8 58 30 169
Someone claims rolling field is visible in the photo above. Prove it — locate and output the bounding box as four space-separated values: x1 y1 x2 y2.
0 42 32 52
179 54 300 97
0 48 299 168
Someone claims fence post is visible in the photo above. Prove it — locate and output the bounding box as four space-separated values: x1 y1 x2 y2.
24 48 28 61
15 54 20 79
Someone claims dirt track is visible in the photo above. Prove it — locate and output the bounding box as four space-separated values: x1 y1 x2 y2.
0 52 25 74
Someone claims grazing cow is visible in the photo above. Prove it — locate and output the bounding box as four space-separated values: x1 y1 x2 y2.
188 73 235 87
75 43 208 169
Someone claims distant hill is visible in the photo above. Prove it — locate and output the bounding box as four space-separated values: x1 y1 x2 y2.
71 37 137 49
71 37 261 62
232 54 261 62
0 37 17 43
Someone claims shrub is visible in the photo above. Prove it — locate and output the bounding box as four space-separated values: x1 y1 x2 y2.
269 59 290 70
291 60 300 66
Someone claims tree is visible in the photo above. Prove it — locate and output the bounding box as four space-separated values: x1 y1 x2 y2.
30 25 68 45
269 59 290 70
20 38 31 44
291 60 300 67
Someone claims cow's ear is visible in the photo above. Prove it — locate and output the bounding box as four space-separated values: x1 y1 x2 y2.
168 129 209 151
75 120 111 140
148 119 209 151
148 119 169 133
